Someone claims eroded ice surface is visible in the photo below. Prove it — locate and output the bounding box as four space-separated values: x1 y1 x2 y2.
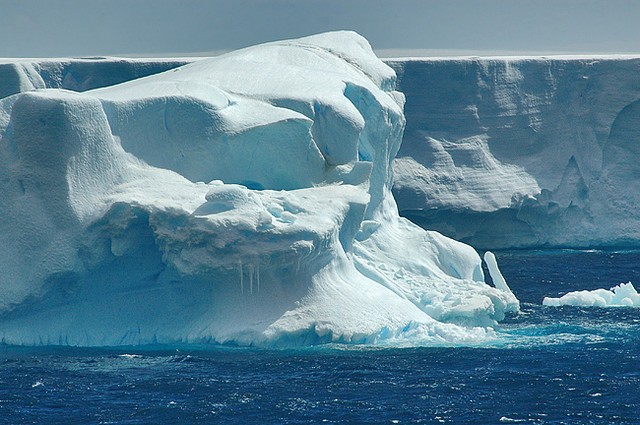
0 32 518 347
388 57 640 249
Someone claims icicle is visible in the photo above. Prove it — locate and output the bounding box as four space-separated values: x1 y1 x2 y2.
256 262 260 294
239 259 244 294
248 264 254 295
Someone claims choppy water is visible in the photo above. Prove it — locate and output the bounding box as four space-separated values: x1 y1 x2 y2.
1 250 640 424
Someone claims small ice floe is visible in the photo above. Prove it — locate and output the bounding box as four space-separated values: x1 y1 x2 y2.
543 282 640 307
118 354 143 359
31 381 44 388
499 417 527 423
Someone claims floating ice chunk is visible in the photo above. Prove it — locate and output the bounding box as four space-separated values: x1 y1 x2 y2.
118 354 143 359
543 282 640 307
499 417 527 423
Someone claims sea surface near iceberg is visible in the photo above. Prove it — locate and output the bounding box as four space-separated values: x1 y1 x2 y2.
1 250 640 424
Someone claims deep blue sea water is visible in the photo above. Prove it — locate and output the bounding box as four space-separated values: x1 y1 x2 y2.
2 250 640 424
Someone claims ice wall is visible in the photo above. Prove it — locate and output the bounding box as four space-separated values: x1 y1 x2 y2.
0 33 517 347
388 57 640 249
0 57 192 98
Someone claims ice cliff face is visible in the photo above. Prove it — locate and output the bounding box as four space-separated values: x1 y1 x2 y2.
0 57 192 98
0 32 517 347
388 57 640 249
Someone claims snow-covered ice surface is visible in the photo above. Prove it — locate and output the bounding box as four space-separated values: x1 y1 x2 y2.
387 57 640 249
543 282 640 307
0 32 518 347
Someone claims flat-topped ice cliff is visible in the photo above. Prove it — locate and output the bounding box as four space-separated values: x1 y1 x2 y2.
0 57 194 99
388 57 640 249
0 32 517 347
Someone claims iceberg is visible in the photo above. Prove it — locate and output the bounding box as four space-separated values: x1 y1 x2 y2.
543 282 640 307
0 32 518 347
388 57 640 249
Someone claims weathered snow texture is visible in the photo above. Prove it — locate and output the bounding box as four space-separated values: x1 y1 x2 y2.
388 57 640 249
0 33 517 347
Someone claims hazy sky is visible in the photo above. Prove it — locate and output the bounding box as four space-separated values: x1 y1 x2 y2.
1 0 639 57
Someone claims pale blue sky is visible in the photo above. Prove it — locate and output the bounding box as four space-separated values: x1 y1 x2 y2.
1 0 639 57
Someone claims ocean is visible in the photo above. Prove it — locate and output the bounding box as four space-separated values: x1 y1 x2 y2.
1 250 639 424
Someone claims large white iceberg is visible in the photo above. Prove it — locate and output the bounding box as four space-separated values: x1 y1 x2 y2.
0 32 518 347
388 57 640 249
